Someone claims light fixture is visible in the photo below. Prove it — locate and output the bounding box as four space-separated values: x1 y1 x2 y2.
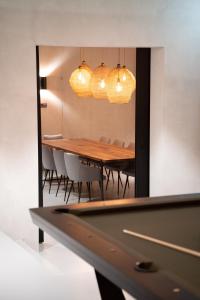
90 63 110 99
39 77 47 108
69 61 92 97
68 48 136 103
40 76 47 90
107 64 136 104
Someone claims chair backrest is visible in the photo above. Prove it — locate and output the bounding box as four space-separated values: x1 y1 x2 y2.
99 136 111 144
112 139 125 148
64 153 81 181
43 134 63 140
126 142 135 150
53 149 67 176
64 153 101 183
42 145 56 170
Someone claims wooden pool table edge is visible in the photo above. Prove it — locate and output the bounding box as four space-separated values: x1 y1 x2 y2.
30 194 200 300
36 193 200 215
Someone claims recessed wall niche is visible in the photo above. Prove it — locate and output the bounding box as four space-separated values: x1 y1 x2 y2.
39 46 136 145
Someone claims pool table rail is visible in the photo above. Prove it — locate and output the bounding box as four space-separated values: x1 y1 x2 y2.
30 194 200 300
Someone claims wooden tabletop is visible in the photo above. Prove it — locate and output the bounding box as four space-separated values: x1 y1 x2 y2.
42 138 135 163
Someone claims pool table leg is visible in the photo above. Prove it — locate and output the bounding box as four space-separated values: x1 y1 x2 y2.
39 228 44 243
95 270 125 300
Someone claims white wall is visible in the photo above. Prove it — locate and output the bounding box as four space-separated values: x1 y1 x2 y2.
0 0 200 244
40 46 136 145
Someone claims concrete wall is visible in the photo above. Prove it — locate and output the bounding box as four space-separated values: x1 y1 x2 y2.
0 0 200 245
40 46 136 145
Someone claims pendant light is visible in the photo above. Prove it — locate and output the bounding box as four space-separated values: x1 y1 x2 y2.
107 49 136 104
69 48 92 98
90 63 110 99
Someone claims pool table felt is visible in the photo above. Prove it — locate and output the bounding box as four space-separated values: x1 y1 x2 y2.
78 204 200 294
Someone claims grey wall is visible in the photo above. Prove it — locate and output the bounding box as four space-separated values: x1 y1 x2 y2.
0 0 200 245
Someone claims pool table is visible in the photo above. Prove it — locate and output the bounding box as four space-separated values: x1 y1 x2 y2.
30 194 200 300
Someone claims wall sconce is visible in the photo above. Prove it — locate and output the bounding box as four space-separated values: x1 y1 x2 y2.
40 76 47 90
40 76 47 108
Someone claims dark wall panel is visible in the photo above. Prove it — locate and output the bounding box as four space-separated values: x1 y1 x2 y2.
135 48 151 197
36 46 44 243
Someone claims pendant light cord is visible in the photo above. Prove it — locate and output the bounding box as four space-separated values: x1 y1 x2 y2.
117 48 121 81
80 48 82 64
82 48 85 62
102 48 104 64
118 48 120 64
80 47 85 63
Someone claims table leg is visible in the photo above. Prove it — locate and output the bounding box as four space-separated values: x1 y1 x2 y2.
95 270 125 300
100 163 104 200
39 228 44 243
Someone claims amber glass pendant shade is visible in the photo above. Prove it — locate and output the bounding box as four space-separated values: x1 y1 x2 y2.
107 64 136 104
90 63 110 99
69 61 92 97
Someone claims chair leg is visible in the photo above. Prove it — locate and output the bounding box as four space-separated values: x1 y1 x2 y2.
98 180 104 199
123 175 129 198
86 182 91 201
119 172 123 188
105 168 109 177
117 171 120 196
43 170 49 190
63 177 69 202
117 171 123 197
55 170 58 182
66 181 73 204
78 182 82 203
56 175 62 197
106 170 111 190
66 177 69 189
111 171 114 184
49 170 54 194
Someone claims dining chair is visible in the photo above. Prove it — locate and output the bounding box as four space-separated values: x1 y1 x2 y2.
53 149 73 201
122 161 135 198
119 142 135 190
126 142 135 150
43 134 63 140
105 139 125 196
64 153 104 204
42 145 58 193
112 139 125 148
99 136 111 144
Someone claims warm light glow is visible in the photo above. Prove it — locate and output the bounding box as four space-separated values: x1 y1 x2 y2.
99 79 106 89
107 64 136 104
77 71 86 84
122 74 127 81
40 53 69 76
40 90 62 107
90 63 110 99
40 89 49 99
116 80 123 92
69 61 92 97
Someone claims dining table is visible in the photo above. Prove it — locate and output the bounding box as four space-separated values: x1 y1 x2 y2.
42 138 135 199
